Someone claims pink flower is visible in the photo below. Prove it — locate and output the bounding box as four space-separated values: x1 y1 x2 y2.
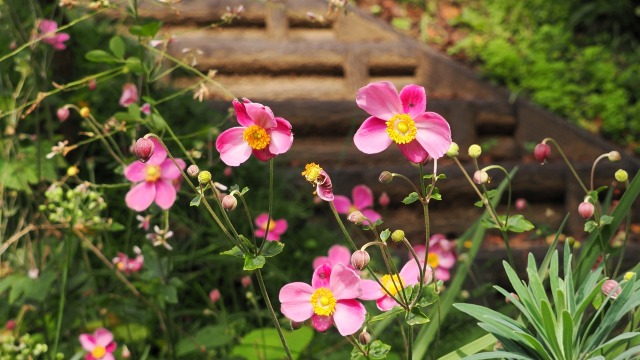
413 234 456 281
124 137 186 212
334 185 382 224
279 263 366 336
301 163 334 201
141 103 151 115
241 276 252 288
38 20 70 50
136 214 151 231
254 213 288 241
112 247 144 275
209 289 221 303
79 328 117 360
215 98 293 166
354 81 452 163
358 259 424 311
312 245 353 270
119 83 138 107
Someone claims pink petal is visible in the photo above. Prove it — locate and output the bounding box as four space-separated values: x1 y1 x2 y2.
268 118 294 155
435 267 450 282
329 263 362 300
146 137 168 166
413 244 427 261
265 232 281 241
414 112 452 160
154 180 177 210
102 354 115 360
397 140 430 163
352 185 373 210
312 263 332 289
332 195 352 214
312 256 330 270
279 282 314 322
333 300 366 336
55 33 70 43
356 81 402 120
361 209 382 224
53 41 67 50
244 102 276 129
232 99 253 127
273 219 288 234
327 245 351 266
125 182 156 212
399 84 427 118
316 172 334 201
399 259 422 286
359 279 382 300
216 127 252 166
437 251 456 269
254 213 270 229
119 83 139 107
353 117 392 154
79 334 96 351
160 158 186 181
124 161 147 182
377 295 399 311
39 19 57 33
311 314 333 332
252 147 276 162
94 328 114 347
86 354 97 360
254 229 266 238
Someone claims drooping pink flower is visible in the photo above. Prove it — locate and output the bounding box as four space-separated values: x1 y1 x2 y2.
334 185 382 224
279 263 366 336
112 246 144 275
301 163 334 201
413 234 456 281
38 19 70 50
358 259 426 311
354 81 452 163
254 213 288 241
312 245 353 270
79 328 117 360
124 137 186 212
119 83 138 107
215 98 293 166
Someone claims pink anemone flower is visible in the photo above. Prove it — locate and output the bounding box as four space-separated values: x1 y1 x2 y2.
254 213 288 241
279 263 366 336
354 81 452 163
334 185 382 224
112 246 144 275
301 163 334 201
119 83 138 107
124 137 186 212
38 19 70 50
359 259 430 311
413 233 456 281
216 98 293 166
79 328 117 360
312 244 353 270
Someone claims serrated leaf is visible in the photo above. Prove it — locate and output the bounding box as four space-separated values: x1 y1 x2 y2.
417 283 439 308
380 229 391 242
370 306 404 323
352 340 391 360
600 215 614 225
85 49 117 63
584 220 597 233
402 192 420 204
220 246 244 258
190 195 202 207
243 255 265 270
109 36 125 59
504 214 535 233
261 241 284 257
406 307 430 325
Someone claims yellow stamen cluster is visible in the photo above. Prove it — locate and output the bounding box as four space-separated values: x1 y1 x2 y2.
302 163 323 183
427 253 439 268
380 274 405 297
91 346 107 359
310 287 336 316
386 114 417 144
242 125 270 150
145 165 162 182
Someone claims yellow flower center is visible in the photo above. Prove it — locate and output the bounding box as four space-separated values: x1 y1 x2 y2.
380 274 405 297
349 205 358 214
91 346 107 359
145 165 161 182
242 125 270 150
427 253 439 268
386 114 417 144
116 262 125 270
302 163 323 183
310 287 336 316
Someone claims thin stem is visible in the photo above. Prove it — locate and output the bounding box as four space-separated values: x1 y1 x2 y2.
590 153 610 191
237 193 257 248
51 235 71 359
346 335 370 359
613 181 632 278
329 202 358 250
545 138 589 194
255 269 293 360
407 323 414 360
453 157 503 228
259 160 275 253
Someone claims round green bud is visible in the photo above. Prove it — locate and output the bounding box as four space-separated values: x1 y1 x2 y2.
446 142 459 157
607 151 621 162
391 229 405 242
379 171 393 183
468 144 482 159
198 170 212 184
615 169 628 182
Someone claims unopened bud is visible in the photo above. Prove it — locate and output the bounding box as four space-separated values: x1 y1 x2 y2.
534 143 551 164
601 279 622 299
57 107 70 122
468 144 482 159
222 195 237 211
66 165 79 177
624 272 635 281
379 171 393 183
209 288 221 303
446 142 459 157
79 107 90 118
134 138 155 163
615 169 628 182
121 345 131 359
379 191 390 207
473 170 489 184
515 198 527 210
358 330 371 345
187 164 200 177
578 201 594 219
351 250 370 270
348 210 364 224
87 79 97 90
198 170 212 185
391 229 405 242
607 151 621 162
505 292 520 304
291 321 303 330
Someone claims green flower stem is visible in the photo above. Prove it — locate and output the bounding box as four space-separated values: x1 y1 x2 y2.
346 335 370 359
590 153 610 191
237 193 258 247
255 269 293 360
613 180 632 278
360 242 406 308
480 165 516 269
258 160 275 253
76 108 127 167
544 138 589 194
51 235 71 359
380 241 409 307
407 323 414 360
391 173 422 198
329 202 358 250
453 157 502 229
207 180 244 247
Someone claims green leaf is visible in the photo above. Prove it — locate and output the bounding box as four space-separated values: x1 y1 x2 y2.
406 307 430 325
261 241 284 257
600 215 614 225
417 283 439 308
107 222 125 232
158 284 178 304
113 323 150 343
370 306 404 323
177 325 233 356
220 246 244 258
243 255 266 270
113 111 142 122
368 340 392 359
129 21 163 37
380 229 391 242
437 334 497 360
240 186 250 195
231 327 313 360
125 57 144 74
584 220 598 233
190 195 202 207
505 215 535 232
430 186 442 201
402 192 420 204
85 49 118 63
149 113 166 131
109 36 125 59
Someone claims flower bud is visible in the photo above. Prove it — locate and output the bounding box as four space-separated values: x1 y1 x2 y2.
578 201 594 219
379 191 390 207
358 330 371 345
291 321 303 330
601 279 622 299
187 164 200 177
624 272 635 281
141 103 151 115
473 170 489 184
468 144 482 159
66 165 79 177
505 292 520 304
209 288 221 303
446 142 459 157
79 107 90 118
241 276 252 288
224 166 233 177
379 171 393 183
607 151 621 162
222 195 237 211
615 169 628 182
87 79 97 90
391 229 405 242
134 138 155 163
534 143 551 164
198 170 212 185
121 345 131 359
57 107 70 122
347 210 364 225
351 250 370 270
515 198 527 210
